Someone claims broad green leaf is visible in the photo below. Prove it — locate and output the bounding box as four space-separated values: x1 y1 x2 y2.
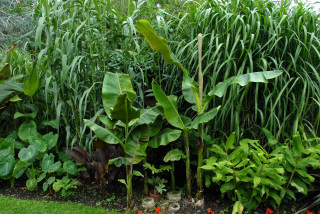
291 178 307 195
163 149 186 162
135 19 186 73
190 106 220 129
292 133 304 157
41 153 54 172
208 71 282 97
124 128 149 164
12 160 27 178
149 128 182 148
102 72 136 116
42 119 59 130
225 132 235 152
18 145 37 164
63 160 77 175
26 178 37 191
14 111 37 119
37 172 46 182
0 153 14 177
262 128 278 146
221 182 234 193
182 72 199 106
24 69 39 97
9 95 22 102
269 191 281 205
118 179 127 187
99 115 115 128
28 133 47 153
43 132 58 150
253 176 261 187
0 75 24 103
232 201 244 214
18 120 37 142
109 157 131 167
84 119 123 145
43 182 49 191
152 82 187 131
133 170 144 177
48 161 61 173
110 93 140 125
47 176 55 185
136 105 162 125
145 116 163 137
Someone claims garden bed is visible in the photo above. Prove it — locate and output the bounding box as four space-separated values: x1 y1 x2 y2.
0 178 317 214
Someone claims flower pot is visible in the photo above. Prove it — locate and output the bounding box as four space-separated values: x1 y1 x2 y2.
149 190 162 201
167 191 181 202
142 197 156 209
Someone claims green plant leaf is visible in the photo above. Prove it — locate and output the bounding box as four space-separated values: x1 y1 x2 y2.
24 69 39 97
292 133 304 157
232 201 244 214
0 64 10 80
14 111 37 119
47 176 55 185
135 19 186 73
262 128 277 146
136 105 162 125
0 75 24 103
18 145 37 164
12 160 27 178
110 93 140 125
208 71 282 97
102 72 136 117
18 120 37 142
109 157 131 167
118 179 127 187
149 128 182 148
28 133 47 153
133 170 144 177
26 178 37 191
291 178 307 195
190 106 220 129
225 132 235 152
43 182 48 191
152 82 187 131
163 149 186 162
253 176 261 187
63 160 77 175
124 128 149 164
84 119 123 145
43 132 58 150
221 182 234 193
182 72 199 106
41 153 54 172
37 172 46 182
0 153 14 177
48 161 61 173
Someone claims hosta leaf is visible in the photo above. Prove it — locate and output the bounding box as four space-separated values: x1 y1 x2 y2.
110 93 140 125
47 176 55 185
43 182 49 191
48 161 61 173
209 71 282 97
190 106 220 129
41 153 54 172
63 160 77 175
149 128 181 148
152 82 187 131
84 119 123 145
12 160 27 178
0 153 14 177
163 149 186 162
26 178 37 191
28 133 47 153
135 19 186 73
18 120 37 142
18 145 37 164
37 172 46 182
43 132 58 150
102 72 136 117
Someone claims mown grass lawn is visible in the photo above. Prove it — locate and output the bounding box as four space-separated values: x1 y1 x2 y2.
0 195 118 214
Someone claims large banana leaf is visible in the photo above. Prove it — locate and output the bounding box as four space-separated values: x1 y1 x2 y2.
152 82 187 131
208 71 283 97
135 19 187 73
102 72 136 116
149 128 182 148
136 105 162 125
124 127 149 164
190 106 221 129
84 119 124 145
110 93 140 125
182 72 200 108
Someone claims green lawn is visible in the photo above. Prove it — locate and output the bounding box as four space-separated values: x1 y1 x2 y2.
0 195 118 214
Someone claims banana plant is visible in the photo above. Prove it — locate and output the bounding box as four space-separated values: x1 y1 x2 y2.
84 72 163 213
136 19 283 200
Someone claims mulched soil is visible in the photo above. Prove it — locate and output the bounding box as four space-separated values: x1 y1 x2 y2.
0 177 319 214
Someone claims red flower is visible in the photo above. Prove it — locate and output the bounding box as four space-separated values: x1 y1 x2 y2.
266 208 274 214
155 208 160 214
208 208 212 212
137 210 143 214
306 210 313 214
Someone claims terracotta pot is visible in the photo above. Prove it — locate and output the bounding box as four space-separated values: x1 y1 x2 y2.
149 189 162 201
